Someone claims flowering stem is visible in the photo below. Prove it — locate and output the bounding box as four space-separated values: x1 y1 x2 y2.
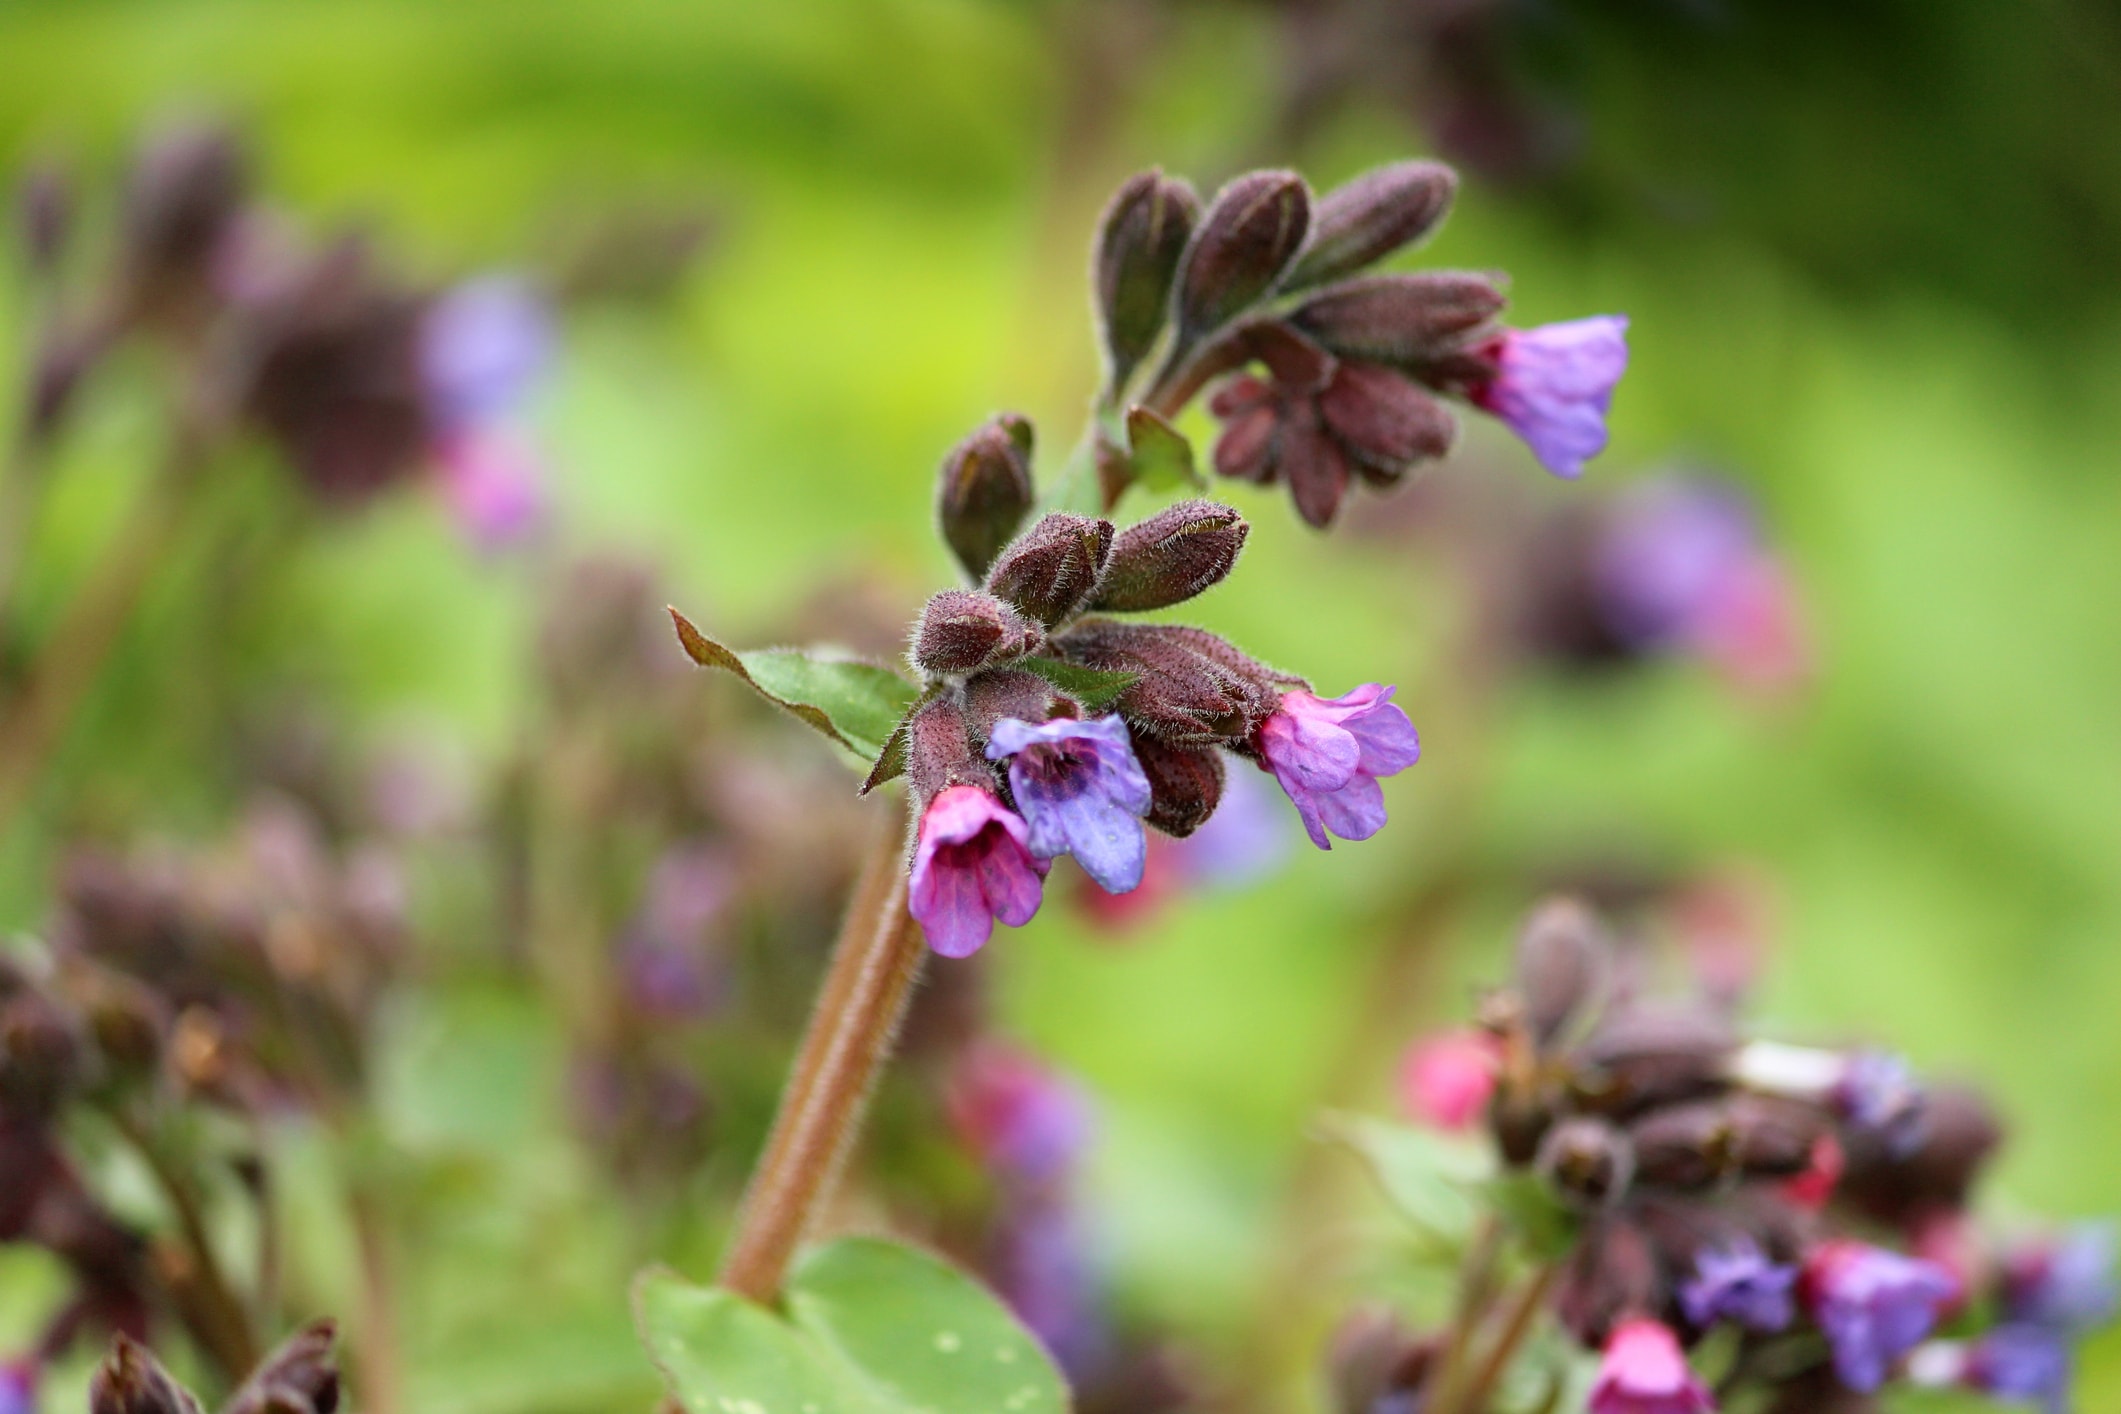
717 803 924 1304
1451 1261 1559 1414
1429 1215 1506 1414
0 419 212 830
348 1184 404 1414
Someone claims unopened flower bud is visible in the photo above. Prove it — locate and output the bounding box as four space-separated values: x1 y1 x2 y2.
1094 171 1199 392
1286 160 1458 292
1090 500 1248 613
1513 896 1612 1046
1555 1215 1661 1346
90 1335 204 1414
985 513 1113 629
1291 273 1507 365
1538 1114 1635 1208
910 589 1041 677
1725 1094 1825 1178
1837 1082 2000 1225
1326 1307 1437 1414
963 668 1078 746
1056 620 1276 745
1174 170 1311 342
1572 1009 1736 1118
1129 735 1225 838
1627 1101 1738 1191
119 121 247 327
904 695 994 807
224 1319 340 1414
0 992 81 1123
937 415 1035 582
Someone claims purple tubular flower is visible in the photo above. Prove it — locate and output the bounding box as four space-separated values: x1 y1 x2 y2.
1255 685 1421 849
985 715 1152 894
1471 315 1630 480
1680 1239 1797 1333
1966 1325 2071 1414
2006 1224 2118 1333
909 785 1049 958
420 274 554 428
1804 1241 1956 1393
1595 479 1761 651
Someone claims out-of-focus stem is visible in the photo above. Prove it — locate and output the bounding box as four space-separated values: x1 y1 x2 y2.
1429 1216 1506 1414
0 420 211 829
1452 1262 1560 1414
716 804 923 1304
348 1185 404 1414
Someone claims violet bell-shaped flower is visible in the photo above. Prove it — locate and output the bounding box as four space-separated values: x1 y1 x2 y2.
1254 684 1421 849
419 274 555 549
1803 1240 1956 1392
985 716 1152 894
2004 1224 2119 1333
1470 315 1630 480
909 785 1049 958
1588 1319 1715 1414
1680 1239 1797 1334
949 1042 1097 1190
1965 1325 2072 1414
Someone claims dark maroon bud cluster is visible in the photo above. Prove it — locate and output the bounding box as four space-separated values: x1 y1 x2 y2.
1366 896 2090 1410
984 512 1113 628
91 1321 341 1414
118 121 249 334
936 414 1036 582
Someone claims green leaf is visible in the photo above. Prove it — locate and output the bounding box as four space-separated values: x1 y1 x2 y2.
1482 1172 1578 1262
635 1239 1068 1414
1122 406 1202 493
860 685 945 796
1321 1112 1492 1245
1015 656 1138 713
670 608 919 762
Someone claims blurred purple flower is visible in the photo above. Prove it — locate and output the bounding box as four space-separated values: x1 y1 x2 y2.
1804 1240 1955 1392
1255 685 1420 849
1965 1324 2071 1414
1680 1238 1796 1333
948 1042 1096 1189
908 786 1048 958
1834 1050 1927 1157
1171 763 1290 885
618 844 735 1020
1470 316 1629 480
2005 1224 2118 1334
994 1199 1108 1382
433 426 547 551
420 275 553 428
0 1362 35 1414
985 716 1152 895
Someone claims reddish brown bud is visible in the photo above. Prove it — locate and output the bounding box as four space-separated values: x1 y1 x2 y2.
1326 1307 1438 1414
1726 1094 1826 1177
910 589 1041 677
1570 1008 1737 1119
91 1334 205 1414
1537 1114 1635 1207
224 1320 341 1414
962 668 1077 746
0 991 81 1122
1627 1101 1738 1191
1054 619 1276 746
1290 272 1506 364
984 512 1113 628
119 121 247 329
1316 362 1456 485
1174 170 1311 341
1131 736 1225 838
1554 1215 1661 1346
1286 160 1458 291
1094 170 1199 392
937 414 1035 582
1838 1082 2002 1224
1513 897 1613 1046
1091 500 1248 613
904 695 996 808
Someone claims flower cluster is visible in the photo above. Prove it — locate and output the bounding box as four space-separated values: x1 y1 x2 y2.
1341 898 2115 1414
907 442 1422 955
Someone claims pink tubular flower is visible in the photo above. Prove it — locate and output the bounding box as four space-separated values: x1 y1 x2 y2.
1254 685 1421 849
1470 315 1630 480
908 785 1049 958
1588 1319 1715 1414
1397 1030 1498 1131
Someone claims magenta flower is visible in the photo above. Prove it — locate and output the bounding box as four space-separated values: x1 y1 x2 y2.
1470 315 1630 480
420 275 554 427
433 426 547 551
1397 1030 1497 1132
1680 1239 1797 1333
909 785 1049 958
985 716 1152 895
1803 1240 1956 1392
1588 1319 1714 1414
1254 685 1421 849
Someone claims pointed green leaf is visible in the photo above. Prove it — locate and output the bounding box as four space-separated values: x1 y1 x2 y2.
1123 405 1202 492
635 1239 1068 1414
1321 1112 1492 1245
860 685 946 796
1014 656 1138 714
670 608 919 763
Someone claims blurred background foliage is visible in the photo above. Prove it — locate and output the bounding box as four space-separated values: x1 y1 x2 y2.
0 1 2118 1410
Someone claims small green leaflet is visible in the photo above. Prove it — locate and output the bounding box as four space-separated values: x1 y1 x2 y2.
669 608 919 763
635 1238 1069 1414
1321 1112 1493 1246
1122 405 1202 493
1015 656 1138 713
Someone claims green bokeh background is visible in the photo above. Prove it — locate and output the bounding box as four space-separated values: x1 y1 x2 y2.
2 2 2117 1410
